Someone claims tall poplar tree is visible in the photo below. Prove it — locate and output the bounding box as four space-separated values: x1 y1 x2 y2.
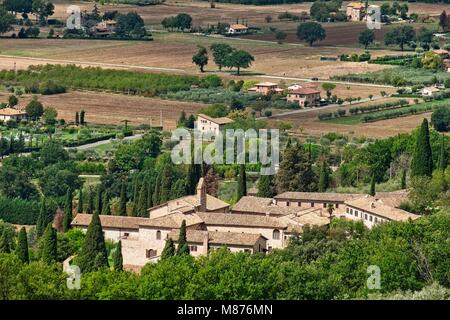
369 175 376 196
411 119 433 177
95 185 103 215
318 161 330 192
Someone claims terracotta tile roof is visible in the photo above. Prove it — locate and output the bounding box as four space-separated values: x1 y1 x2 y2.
197 113 234 125
140 212 204 229
0 107 27 116
374 190 408 208
149 194 230 214
347 2 366 9
345 196 420 222
71 214 147 230
196 212 286 229
169 229 266 247
281 209 330 227
232 196 304 216
288 88 321 95
230 24 248 30
275 192 360 202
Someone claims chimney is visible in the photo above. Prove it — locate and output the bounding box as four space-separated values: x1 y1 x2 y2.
370 202 375 209
196 177 207 212
202 231 209 255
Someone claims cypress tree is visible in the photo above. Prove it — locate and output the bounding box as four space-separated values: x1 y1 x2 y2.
411 119 433 177
0 229 11 253
75 111 79 126
237 164 247 200
159 165 173 203
95 185 103 215
146 178 154 209
113 241 123 272
257 174 275 198
369 175 376 196
78 211 109 272
161 238 176 260
178 110 187 127
40 224 57 264
86 187 94 214
131 176 140 217
176 220 190 255
77 188 83 213
80 110 85 125
172 178 187 199
152 173 161 207
318 161 330 192
438 134 447 172
136 183 148 217
102 192 111 215
63 188 73 233
16 227 29 264
118 182 127 216
36 198 47 238
401 169 407 189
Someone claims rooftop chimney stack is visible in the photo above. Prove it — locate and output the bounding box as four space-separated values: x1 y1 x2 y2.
197 178 207 212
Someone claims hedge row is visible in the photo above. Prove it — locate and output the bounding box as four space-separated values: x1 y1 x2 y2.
0 197 55 225
361 99 450 123
349 99 409 115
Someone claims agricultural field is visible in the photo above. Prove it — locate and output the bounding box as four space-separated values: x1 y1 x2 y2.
0 91 205 128
268 97 439 138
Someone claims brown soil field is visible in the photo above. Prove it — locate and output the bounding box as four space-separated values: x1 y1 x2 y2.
268 98 429 138
0 34 395 80
0 91 205 129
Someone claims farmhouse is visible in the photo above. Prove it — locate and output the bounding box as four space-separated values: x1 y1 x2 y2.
248 82 284 96
92 20 116 37
344 195 420 228
286 88 321 107
196 113 234 138
0 107 27 122
227 23 248 35
346 2 366 22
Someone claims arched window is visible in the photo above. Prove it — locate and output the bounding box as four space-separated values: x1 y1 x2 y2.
273 229 280 240
156 230 161 240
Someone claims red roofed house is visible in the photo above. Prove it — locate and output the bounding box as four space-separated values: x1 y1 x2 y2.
287 87 321 107
248 82 284 96
227 24 248 35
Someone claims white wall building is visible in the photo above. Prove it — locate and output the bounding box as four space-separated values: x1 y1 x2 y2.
196 113 234 139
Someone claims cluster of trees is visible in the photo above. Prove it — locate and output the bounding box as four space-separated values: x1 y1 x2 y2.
161 13 192 31
4 209 450 299
2 0 54 25
193 43 255 75
310 0 346 22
